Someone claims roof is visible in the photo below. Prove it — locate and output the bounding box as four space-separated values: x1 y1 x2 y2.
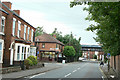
1 2 35 29
35 33 64 46
81 45 101 48
0 7 8 14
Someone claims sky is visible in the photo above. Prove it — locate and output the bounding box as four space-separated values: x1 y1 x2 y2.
2 0 98 45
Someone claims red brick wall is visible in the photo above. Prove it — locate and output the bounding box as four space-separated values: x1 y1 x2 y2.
89 51 95 59
37 43 63 52
2 2 36 67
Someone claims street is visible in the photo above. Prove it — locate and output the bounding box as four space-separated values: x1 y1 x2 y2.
25 62 103 80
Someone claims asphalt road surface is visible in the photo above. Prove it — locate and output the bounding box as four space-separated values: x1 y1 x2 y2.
26 62 104 80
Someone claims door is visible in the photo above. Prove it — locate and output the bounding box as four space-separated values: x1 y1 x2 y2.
10 49 14 65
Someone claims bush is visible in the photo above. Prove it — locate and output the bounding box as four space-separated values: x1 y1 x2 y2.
28 56 38 65
24 58 33 69
93 55 97 59
63 46 76 57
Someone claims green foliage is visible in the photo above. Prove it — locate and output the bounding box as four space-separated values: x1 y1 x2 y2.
24 58 33 66
35 26 44 37
28 56 38 65
51 28 82 60
63 46 76 57
93 55 97 59
70 2 120 56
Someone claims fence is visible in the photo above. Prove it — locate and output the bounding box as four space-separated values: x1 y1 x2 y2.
110 55 120 78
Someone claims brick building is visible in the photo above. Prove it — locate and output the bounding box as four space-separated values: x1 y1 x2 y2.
81 45 104 60
0 2 36 67
35 33 64 62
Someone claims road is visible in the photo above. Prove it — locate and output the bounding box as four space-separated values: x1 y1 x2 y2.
25 62 104 80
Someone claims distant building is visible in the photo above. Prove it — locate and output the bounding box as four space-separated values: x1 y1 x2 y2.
81 45 104 60
0 2 36 67
35 33 64 62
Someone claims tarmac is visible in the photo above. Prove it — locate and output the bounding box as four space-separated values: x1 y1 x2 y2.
1 61 119 80
1 62 67 79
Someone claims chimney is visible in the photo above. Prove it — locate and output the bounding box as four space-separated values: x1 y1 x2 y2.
53 34 56 38
13 10 20 16
2 2 12 9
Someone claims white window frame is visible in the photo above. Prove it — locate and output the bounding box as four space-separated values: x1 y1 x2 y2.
31 29 33 42
24 25 27 40
14 43 30 61
27 27 30 40
12 18 16 36
17 21 21 38
0 39 4 63
1 16 5 33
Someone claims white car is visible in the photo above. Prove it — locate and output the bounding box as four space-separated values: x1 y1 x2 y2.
78 57 85 61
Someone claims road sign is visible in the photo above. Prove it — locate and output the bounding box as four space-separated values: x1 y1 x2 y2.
37 51 39 54
107 53 110 58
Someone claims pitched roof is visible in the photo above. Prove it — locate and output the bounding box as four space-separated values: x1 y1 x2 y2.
35 33 64 45
1 2 35 29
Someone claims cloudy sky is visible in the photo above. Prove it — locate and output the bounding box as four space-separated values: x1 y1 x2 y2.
2 0 98 45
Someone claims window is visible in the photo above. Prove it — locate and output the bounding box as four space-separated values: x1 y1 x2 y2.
21 47 24 60
17 46 20 60
27 48 30 57
12 18 16 36
56 44 58 48
31 29 33 42
24 25 27 40
42 43 45 48
17 21 21 38
24 47 26 59
27 27 30 40
1 16 5 32
0 43 2 61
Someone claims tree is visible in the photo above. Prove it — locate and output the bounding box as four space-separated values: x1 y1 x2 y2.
63 46 76 62
51 28 82 61
70 1 120 56
63 46 76 57
35 26 44 37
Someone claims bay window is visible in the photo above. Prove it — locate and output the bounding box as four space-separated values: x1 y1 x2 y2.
0 40 4 63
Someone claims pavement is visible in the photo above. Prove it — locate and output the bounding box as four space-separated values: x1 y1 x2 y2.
99 63 119 80
1 62 68 79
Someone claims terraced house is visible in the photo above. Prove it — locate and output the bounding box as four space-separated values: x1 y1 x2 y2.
35 33 64 62
0 2 36 67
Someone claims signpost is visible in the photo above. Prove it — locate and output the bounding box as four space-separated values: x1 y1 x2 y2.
107 53 110 72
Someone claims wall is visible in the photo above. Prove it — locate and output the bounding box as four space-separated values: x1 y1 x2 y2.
110 55 120 78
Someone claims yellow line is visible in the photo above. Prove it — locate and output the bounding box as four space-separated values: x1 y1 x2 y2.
99 67 107 79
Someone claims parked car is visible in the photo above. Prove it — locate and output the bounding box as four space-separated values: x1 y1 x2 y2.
78 57 85 61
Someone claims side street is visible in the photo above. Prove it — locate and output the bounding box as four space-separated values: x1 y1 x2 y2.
0 1 120 80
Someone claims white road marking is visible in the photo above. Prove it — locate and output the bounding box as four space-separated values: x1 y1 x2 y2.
73 70 77 73
110 75 115 78
65 73 71 77
102 76 105 80
29 73 45 78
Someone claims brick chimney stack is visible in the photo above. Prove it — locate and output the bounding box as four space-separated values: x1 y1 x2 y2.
53 34 56 38
2 2 12 9
13 10 20 16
